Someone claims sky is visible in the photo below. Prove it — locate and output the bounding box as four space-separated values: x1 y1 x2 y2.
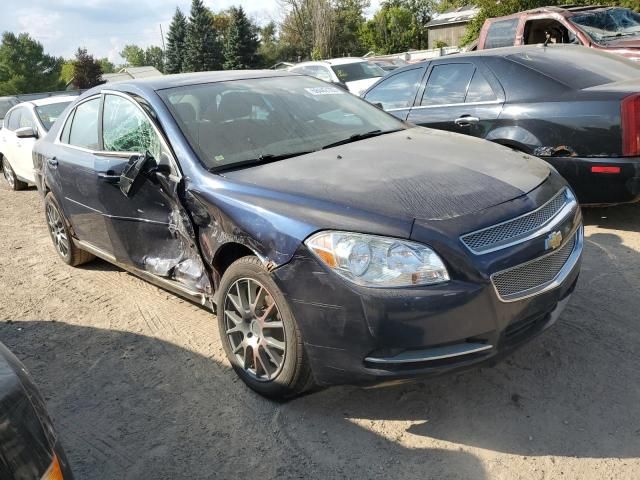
0 0 382 64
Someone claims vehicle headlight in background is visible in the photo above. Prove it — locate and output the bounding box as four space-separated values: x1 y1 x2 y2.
305 231 450 287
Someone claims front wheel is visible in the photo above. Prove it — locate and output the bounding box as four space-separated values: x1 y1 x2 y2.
44 192 94 267
217 256 315 399
2 158 27 191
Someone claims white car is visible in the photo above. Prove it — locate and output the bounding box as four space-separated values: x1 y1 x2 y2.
289 58 386 96
0 96 75 190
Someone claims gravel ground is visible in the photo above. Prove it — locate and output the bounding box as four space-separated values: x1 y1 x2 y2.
0 183 639 480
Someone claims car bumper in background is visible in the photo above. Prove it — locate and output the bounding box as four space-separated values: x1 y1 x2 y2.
545 155 640 205
273 227 582 387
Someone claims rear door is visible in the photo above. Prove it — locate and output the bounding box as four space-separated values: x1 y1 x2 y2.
407 60 504 139
50 95 114 252
362 66 427 121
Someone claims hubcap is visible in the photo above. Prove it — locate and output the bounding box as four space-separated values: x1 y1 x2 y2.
223 278 286 382
3 162 15 188
46 203 69 258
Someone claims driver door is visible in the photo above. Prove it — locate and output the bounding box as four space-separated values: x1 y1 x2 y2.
96 93 208 292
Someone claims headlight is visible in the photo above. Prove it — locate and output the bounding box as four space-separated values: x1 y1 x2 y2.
305 231 449 287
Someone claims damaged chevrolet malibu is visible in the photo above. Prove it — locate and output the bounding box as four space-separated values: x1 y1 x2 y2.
33 71 583 399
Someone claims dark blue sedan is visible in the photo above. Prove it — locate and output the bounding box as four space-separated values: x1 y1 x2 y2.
33 71 583 398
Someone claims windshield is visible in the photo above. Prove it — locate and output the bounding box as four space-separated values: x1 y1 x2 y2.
35 101 72 131
331 62 386 83
570 8 640 42
159 76 404 170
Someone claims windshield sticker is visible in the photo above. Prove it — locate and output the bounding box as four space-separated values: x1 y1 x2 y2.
215 155 225 162
305 87 344 96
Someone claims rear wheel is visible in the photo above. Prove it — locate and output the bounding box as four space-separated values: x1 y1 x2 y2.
44 192 94 266
217 256 315 399
2 158 27 191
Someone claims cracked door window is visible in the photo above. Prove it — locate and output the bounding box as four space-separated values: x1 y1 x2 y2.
103 94 162 159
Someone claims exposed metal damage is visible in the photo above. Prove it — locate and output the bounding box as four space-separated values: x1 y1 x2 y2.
139 181 211 297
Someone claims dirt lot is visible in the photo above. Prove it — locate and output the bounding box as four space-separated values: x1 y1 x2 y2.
0 183 639 480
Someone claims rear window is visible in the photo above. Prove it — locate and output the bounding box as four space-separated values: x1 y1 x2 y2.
35 101 72 131
331 62 385 83
507 47 640 89
485 18 519 49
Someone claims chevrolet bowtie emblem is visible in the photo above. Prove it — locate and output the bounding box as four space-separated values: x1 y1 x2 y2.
546 231 563 250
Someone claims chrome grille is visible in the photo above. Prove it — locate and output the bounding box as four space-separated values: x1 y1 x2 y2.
461 189 571 253
491 232 578 301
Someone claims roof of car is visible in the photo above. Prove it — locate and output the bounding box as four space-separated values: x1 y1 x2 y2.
27 95 79 107
101 69 297 92
425 44 594 61
490 4 612 20
292 58 367 68
380 45 604 77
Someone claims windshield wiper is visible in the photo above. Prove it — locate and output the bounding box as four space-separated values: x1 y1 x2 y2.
320 128 403 150
601 32 637 39
209 150 316 173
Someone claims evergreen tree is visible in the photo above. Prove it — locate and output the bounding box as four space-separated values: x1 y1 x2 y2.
72 47 103 89
223 6 259 70
0 32 64 95
184 0 221 72
165 7 187 74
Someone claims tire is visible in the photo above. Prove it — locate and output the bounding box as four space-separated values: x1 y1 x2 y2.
44 192 95 267
2 157 27 191
217 256 315 399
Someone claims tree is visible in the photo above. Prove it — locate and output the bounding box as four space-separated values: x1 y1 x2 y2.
72 48 103 89
145 46 165 73
98 58 115 74
385 0 435 49
257 22 280 67
60 61 75 84
184 0 222 72
165 7 188 73
0 32 64 95
359 4 417 54
279 0 336 59
333 0 369 56
120 44 146 67
223 6 260 69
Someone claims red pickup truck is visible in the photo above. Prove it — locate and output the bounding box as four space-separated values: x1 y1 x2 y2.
476 5 640 62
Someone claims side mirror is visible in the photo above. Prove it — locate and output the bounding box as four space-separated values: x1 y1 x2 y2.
373 102 384 110
119 152 155 198
15 126 38 139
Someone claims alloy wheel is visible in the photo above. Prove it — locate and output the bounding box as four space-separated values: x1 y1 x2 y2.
2 161 15 189
223 278 286 381
46 202 70 258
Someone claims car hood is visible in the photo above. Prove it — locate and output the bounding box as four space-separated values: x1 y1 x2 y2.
222 127 550 222
346 77 382 96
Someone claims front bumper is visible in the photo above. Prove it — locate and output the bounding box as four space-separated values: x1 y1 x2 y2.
544 155 640 205
273 226 582 387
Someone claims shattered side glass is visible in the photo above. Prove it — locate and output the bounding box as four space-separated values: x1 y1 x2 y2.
571 8 640 42
103 94 162 159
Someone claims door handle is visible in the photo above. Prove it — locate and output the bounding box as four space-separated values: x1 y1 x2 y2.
454 116 480 127
97 171 121 183
47 157 58 168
